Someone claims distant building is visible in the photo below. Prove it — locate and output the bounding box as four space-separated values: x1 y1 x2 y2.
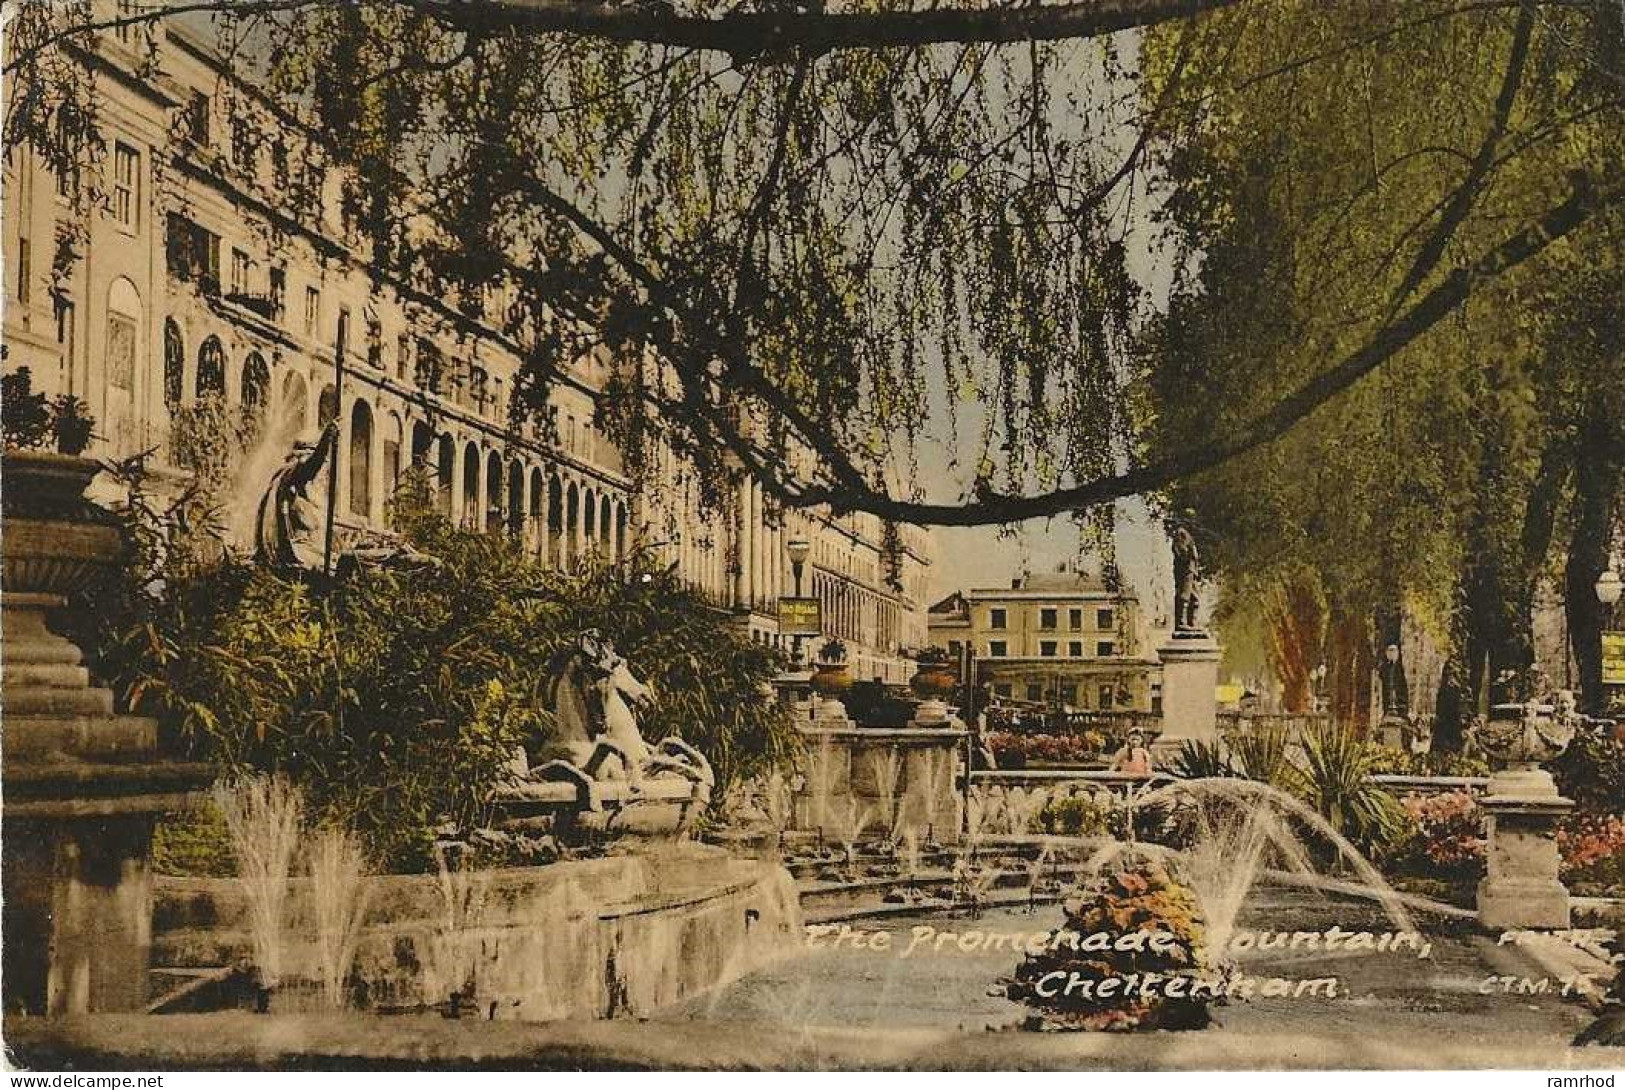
928 569 1158 712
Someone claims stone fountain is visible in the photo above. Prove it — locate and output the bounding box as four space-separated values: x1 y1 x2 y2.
1473 694 1578 930
2 451 214 1015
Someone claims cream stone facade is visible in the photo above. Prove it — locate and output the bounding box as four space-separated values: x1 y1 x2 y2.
928 570 1157 712
1 16 930 683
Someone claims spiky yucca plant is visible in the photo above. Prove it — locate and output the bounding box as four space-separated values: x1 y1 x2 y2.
1293 726 1406 855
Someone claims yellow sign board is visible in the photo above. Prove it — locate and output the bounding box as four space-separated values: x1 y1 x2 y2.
778 596 822 636
1603 631 1625 686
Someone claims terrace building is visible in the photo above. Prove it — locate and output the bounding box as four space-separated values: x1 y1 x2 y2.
929 569 1159 712
1 13 930 683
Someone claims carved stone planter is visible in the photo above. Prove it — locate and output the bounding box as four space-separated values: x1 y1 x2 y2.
1474 700 1576 931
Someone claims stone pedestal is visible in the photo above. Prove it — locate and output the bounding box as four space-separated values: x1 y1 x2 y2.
1476 768 1574 931
1376 714 1407 750
790 725 965 844
1151 632 1223 761
2 453 212 1016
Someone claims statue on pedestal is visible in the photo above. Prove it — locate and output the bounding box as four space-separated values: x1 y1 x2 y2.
1168 511 1202 634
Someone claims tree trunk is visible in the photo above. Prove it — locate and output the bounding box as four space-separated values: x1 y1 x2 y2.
1265 577 1321 714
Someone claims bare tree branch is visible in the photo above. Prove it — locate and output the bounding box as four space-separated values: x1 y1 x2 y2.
421 0 1240 59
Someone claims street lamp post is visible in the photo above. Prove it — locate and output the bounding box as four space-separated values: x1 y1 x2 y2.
1595 565 1621 715
787 536 811 665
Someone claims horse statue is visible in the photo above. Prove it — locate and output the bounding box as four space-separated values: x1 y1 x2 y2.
526 631 713 796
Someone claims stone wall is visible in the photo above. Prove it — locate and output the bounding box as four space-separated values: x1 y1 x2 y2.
154 844 800 1020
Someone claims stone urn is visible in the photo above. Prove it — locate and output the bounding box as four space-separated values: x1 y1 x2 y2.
1473 697 1577 930
2 450 213 1015
1474 699 1575 798
809 646 852 723
909 658 957 700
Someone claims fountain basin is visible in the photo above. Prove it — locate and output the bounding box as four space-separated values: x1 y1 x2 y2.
153 844 800 1020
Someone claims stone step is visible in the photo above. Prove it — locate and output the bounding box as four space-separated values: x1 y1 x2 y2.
2 714 160 761
0 638 85 666
3 685 114 717
4 662 92 690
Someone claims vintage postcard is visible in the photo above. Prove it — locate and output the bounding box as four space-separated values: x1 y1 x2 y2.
1 0 1623 1075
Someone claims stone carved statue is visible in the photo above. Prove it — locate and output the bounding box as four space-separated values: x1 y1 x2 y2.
1168 512 1202 634
531 630 712 794
254 422 339 572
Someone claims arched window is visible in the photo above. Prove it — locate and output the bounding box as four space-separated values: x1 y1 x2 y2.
163 319 185 409
582 488 597 549
382 412 403 507
565 482 579 564
547 475 563 566
462 443 481 528
599 494 612 547
241 352 270 414
317 384 338 427
508 459 524 537
348 399 373 518
615 504 628 561
196 335 226 399
485 451 503 534
436 435 455 517
529 467 545 554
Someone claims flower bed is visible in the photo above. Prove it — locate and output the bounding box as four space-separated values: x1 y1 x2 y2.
985 730 1108 767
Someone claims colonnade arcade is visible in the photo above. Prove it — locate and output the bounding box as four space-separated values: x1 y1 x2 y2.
162 311 630 568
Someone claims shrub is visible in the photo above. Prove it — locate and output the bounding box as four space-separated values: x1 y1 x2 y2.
1552 730 1625 814
1036 792 1116 836
1558 812 1625 886
151 802 237 877
90 472 794 870
1003 863 1215 1032
987 731 1107 766
1386 790 1485 880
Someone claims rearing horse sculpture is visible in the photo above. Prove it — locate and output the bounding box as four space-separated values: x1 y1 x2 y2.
531 631 713 795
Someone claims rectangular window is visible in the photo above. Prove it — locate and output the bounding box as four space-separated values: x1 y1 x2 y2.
304 287 320 335
1040 608 1058 630
1068 641 1083 657
336 306 352 355
989 607 1007 630
989 640 1007 658
1097 608 1115 629
54 296 72 345
230 248 250 296
947 640 963 657
1099 686 1115 710
397 333 411 380
366 318 382 369
16 237 29 303
1069 608 1083 630
165 213 219 289
1040 641 1058 658
113 143 138 229
1025 684 1043 704
231 116 255 170
269 266 286 319
993 683 1012 699
186 91 211 145
1060 685 1077 707
1096 640 1116 657
115 0 137 41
